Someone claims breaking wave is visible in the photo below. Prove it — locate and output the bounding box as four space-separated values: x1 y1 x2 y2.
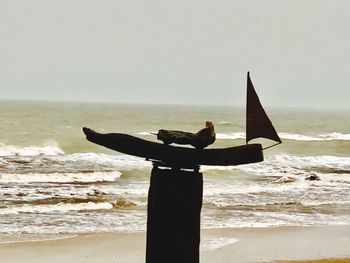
0 142 64 156
0 152 150 176
217 121 231 125
201 154 350 190
56 153 149 168
0 202 113 215
217 132 350 141
0 171 121 183
216 133 245 140
279 132 350 141
237 154 350 178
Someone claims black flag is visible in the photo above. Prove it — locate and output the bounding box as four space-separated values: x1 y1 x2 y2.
246 72 282 144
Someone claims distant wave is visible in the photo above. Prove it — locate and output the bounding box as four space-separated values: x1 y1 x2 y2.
216 133 245 140
237 154 350 179
0 202 113 215
279 132 350 141
0 171 121 183
2 147 349 181
0 152 150 174
201 154 350 184
0 142 64 156
54 153 151 170
217 121 231 125
219 132 350 141
135 131 350 141
0 198 142 215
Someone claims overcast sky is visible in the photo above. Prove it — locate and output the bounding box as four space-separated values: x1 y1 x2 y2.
0 1 349 109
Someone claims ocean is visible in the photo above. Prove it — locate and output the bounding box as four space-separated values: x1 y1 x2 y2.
0 100 349 242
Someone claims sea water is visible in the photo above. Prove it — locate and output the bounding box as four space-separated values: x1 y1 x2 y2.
0 100 349 241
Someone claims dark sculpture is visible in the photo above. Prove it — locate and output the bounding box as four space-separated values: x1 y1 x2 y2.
156 121 216 149
82 127 263 167
82 72 282 263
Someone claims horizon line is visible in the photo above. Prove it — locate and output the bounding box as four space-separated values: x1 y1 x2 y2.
0 98 348 111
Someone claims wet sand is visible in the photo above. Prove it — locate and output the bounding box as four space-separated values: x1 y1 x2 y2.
274 260 350 263
0 226 349 263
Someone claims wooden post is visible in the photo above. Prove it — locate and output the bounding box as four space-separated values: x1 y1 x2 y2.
146 164 203 263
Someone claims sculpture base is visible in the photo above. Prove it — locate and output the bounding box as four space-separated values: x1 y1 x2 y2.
146 164 203 263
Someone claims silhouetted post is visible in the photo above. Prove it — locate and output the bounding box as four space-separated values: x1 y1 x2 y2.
146 163 203 263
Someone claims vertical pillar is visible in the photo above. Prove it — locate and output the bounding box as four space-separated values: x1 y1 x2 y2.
146 164 203 263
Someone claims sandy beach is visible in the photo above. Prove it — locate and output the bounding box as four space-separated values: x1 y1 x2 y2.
275 260 350 263
0 225 349 263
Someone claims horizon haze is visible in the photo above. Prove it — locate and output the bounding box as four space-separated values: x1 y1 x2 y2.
0 1 349 109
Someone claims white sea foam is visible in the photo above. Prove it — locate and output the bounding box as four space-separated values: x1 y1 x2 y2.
0 202 113 215
279 132 350 141
0 171 121 183
278 133 323 141
54 153 150 170
274 155 350 171
0 142 64 156
203 181 306 197
97 184 148 197
201 210 350 229
245 132 350 141
0 234 78 244
200 155 350 191
201 236 239 251
203 198 350 209
0 210 147 234
218 121 231 125
302 200 350 206
216 133 245 140
237 154 350 177
319 132 350 140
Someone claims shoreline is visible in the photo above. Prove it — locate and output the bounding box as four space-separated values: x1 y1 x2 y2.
0 225 349 263
274 260 350 263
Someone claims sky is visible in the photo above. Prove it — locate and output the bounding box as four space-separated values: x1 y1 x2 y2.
0 0 349 109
